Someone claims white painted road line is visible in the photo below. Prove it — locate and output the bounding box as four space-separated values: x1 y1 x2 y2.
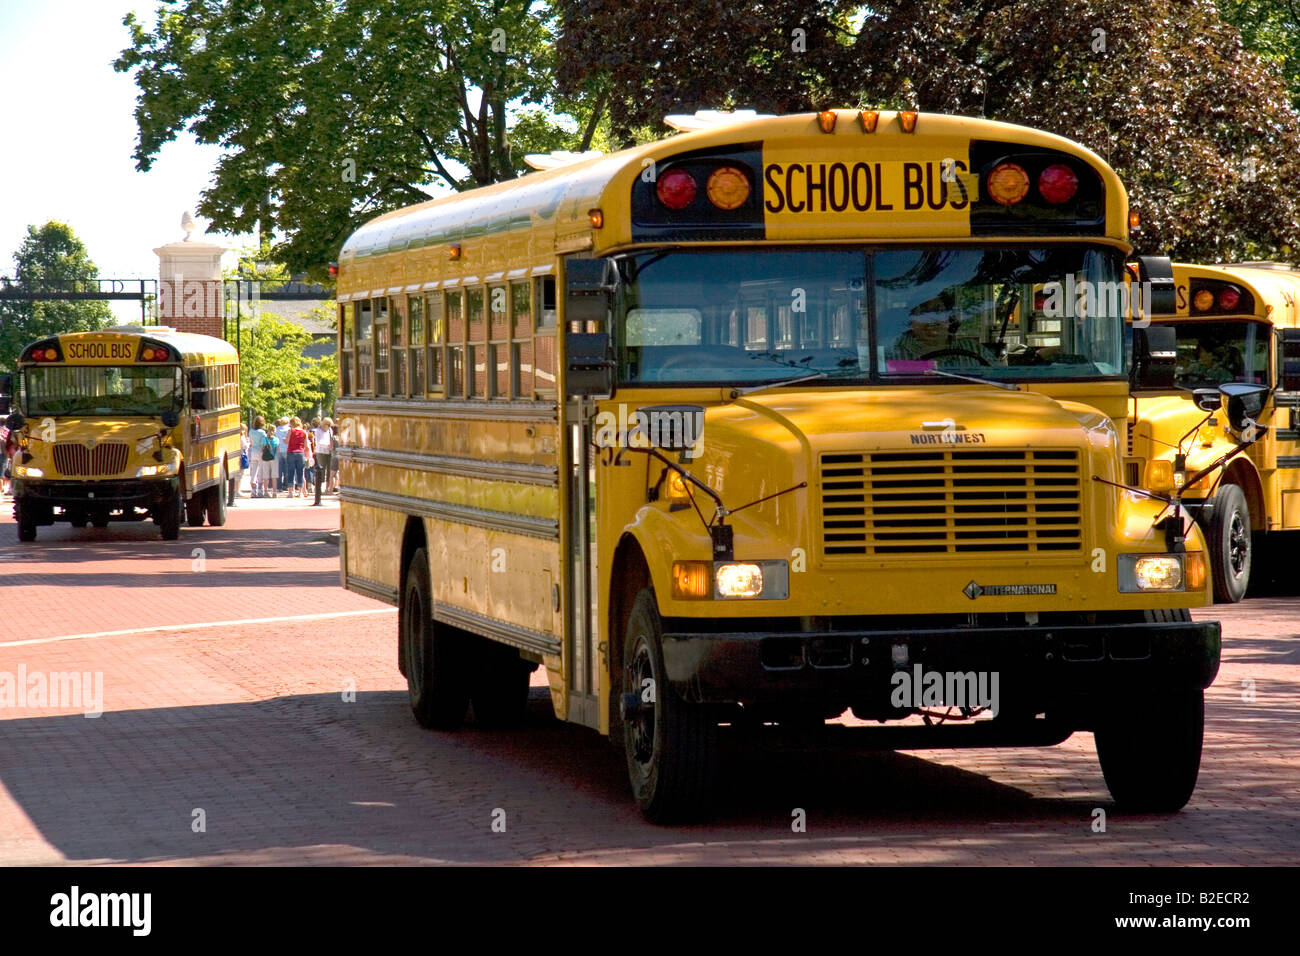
0 607 397 648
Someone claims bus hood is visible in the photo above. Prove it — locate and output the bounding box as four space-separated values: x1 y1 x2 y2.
1130 394 1221 461
25 418 170 447
711 385 1110 453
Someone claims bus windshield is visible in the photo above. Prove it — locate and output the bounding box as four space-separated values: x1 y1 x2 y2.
1153 320 1271 389
615 245 1127 385
22 365 183 417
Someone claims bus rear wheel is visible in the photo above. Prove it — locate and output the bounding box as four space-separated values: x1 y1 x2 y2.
470 638 533 728
622 587 718 823
185 490 206 527
1209 484 1251 603
205 461 227 526
402 547 470 730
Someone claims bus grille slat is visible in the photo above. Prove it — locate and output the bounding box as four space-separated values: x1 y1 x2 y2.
819 449 1083 557
52 442 130 477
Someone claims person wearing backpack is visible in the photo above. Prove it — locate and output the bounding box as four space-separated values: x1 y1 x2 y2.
249 415 275 498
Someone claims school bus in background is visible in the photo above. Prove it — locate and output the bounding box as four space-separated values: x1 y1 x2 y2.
3 327 242 541
335 109 1222 822
1128 261 1300 602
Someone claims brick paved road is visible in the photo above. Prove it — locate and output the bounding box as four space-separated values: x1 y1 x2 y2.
0 492 1297 865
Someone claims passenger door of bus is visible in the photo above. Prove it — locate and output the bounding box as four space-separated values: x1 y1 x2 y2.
560 256 610 730
1276 328 1300 527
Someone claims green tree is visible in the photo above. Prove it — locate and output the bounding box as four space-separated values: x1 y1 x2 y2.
556 0 1300 263
237 313 336 423
1219 0 1300 109
0 222 113 372
116 0 605 278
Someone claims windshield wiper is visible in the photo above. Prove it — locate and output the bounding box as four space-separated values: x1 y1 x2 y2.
727 370 829 400
924 368 1019 391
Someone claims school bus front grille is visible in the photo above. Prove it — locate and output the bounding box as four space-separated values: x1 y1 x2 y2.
52 442 130 477
820 449 1083 556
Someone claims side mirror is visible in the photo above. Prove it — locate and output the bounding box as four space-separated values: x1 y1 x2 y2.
565 332 615 399
1220 383 1268 432
1280 328 1300 392
161 410 180 428
630 405 705 453
188 368 209 389
1191 388 1222 412
5 412 24 430
564 258 613 330
1131 325 1177 389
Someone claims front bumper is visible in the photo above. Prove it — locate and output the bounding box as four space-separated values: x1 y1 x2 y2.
661 618 1221 714
14 477 178 510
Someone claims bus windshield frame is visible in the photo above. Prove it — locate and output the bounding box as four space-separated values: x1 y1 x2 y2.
21 364 184 418
613 244 1129 387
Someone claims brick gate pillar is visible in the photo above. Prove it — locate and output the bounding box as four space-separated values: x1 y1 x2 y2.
154 212 226 337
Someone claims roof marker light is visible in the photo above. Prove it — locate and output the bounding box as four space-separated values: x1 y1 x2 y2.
898 111 918 133
817 110 838 133
859 110 879 133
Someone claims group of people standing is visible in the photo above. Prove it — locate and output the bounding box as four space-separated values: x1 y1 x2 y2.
242 415 339 499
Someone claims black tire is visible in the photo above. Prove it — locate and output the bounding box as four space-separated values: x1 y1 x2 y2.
158 490 181 540
401 547 470 730
1209 484 1251 603
185 490 206 527
622 587 718 823
1096 686 1204 812
15 499 36 542
470 638 533 728
206 461 228 526
92 518 109 528
68 514 88 529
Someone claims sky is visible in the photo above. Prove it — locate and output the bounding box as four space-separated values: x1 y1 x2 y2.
0 1 254 321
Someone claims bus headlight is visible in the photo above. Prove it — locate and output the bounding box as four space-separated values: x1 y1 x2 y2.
12 464 42 478
716 563 763 597
671 560 790 600
1118 553 1185 592
136 462 176 477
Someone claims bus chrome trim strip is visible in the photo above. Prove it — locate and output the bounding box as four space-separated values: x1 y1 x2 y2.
336 398 557 423
347 573 400 606
335 445 557 486
433 603 560 658
340 486 559 539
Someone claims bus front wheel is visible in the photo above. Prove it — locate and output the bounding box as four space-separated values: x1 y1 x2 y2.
1209 484 1251 603
402 547 470 730
185 490 206 527
1095 681 1203 813
157 490 181 540
15 500 36 542
622 587 718 823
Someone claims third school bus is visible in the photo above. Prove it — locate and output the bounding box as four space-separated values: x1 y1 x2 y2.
336 109 1222 822
1128 261 1300 602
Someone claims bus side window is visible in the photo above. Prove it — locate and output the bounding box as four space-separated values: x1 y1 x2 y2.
535 275 557 396
426 291 445 395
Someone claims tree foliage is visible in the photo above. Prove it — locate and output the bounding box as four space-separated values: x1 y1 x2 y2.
236 312 336 423
1219 0 1300 109
116 0 602 277
556 0 1300 262
0 222 113 373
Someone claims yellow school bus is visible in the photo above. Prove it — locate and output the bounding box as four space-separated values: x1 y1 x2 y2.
5 327 242 541
336 109 1222 822
1129 261 1300 602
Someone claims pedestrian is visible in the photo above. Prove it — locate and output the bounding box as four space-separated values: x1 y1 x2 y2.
248 415 273 497
313 416 333 499
274 417 290 496
329 418 341 494
285 416 309 498
232 422 250 506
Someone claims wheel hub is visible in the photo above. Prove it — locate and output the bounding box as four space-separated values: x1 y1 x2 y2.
1228 512 1248 577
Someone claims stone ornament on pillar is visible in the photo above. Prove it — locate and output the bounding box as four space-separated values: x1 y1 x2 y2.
154 211 226 337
